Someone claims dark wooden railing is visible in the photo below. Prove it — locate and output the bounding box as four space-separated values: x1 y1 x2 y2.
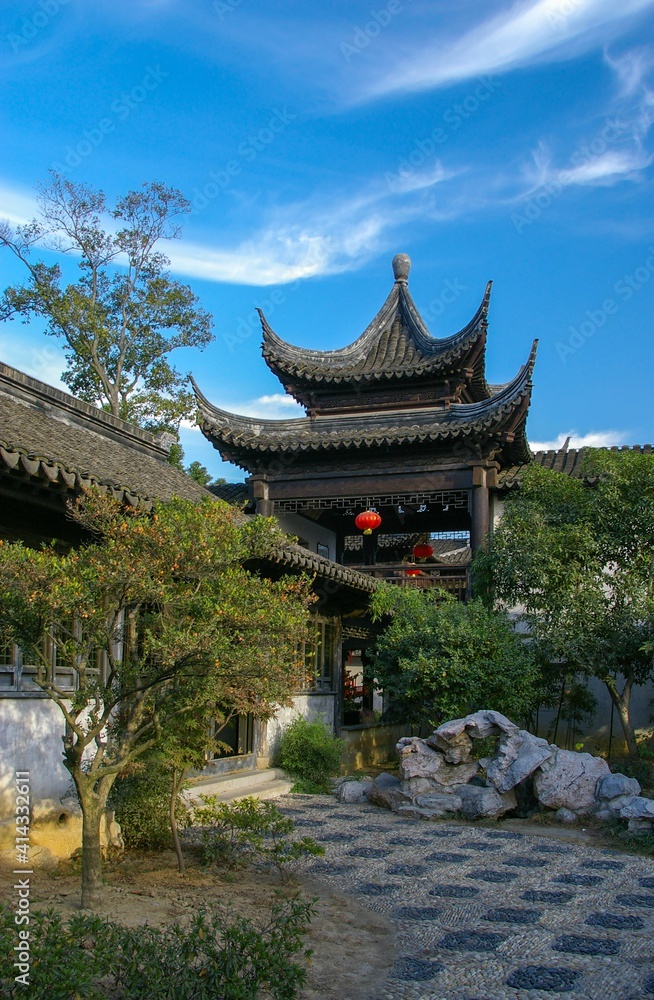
346 562 468 599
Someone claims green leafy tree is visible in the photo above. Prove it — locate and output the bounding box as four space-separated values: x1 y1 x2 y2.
0 172 213 434
369 587 538 729
475 451 654 754
0 493 313 909
186 460 227 488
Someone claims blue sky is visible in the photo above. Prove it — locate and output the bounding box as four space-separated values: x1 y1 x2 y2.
1 0 653 481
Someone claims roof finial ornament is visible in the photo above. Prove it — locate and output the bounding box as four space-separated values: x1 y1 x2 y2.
392 253 411 283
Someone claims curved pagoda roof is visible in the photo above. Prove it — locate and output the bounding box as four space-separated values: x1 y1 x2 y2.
192 339 537 471
261 254 494 409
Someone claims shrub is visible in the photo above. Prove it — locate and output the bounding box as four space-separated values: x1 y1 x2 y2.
108 762 188 850
194 796 323 877
0 905 112 999
0 895 315 1000
275 716 343 791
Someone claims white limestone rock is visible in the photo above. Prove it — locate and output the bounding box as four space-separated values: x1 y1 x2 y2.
434 710 519 744
596 773 641 802
397 738 478 787
397 792 462 821
483 729 554 793
627 818 654 832
425 729 473 764
456 784 516 820
617 795 654 820
555 808 579 824
336 780 373 804
533 748 610 815
369 773 410 812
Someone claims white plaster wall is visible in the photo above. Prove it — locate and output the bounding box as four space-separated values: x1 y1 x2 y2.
0 699 70 820
261 693 336 759
276 514 336 561
535 675 654 748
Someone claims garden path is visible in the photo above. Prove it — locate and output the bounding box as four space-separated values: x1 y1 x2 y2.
280 795 654 1000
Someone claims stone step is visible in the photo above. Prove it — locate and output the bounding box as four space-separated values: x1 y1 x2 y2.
185 767 294 805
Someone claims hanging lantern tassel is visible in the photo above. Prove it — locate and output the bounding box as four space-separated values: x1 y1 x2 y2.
355 510 382 535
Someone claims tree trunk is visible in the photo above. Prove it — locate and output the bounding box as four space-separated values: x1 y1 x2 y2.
78 786 109 910
605 678 638 756
170 767 186 875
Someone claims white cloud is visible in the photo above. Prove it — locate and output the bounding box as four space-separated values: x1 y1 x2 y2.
228 394 305 419
360 0 654 100
169 185 443 285
0 332 68 389
529 430 631 450
0 183 37 227
561 148 653 184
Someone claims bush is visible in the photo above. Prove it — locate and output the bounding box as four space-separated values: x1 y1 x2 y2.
0 895 315 1000
275 717 343 791
0 906 114 1000
108 763 187 850
194 796 323 877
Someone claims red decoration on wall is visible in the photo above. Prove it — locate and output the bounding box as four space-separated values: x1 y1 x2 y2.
354 510 382 535
412 542 434 560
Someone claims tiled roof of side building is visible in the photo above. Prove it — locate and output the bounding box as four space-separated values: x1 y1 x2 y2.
498 445 654 489
208 482 252 506
0 364 377 594
0 362 211 506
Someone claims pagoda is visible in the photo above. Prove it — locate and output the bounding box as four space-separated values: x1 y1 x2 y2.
193 254 537 593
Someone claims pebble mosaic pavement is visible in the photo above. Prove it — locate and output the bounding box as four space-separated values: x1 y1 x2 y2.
277 795 654 1000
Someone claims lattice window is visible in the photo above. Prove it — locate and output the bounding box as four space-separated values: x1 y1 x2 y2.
300 617 338 693
274 490 470 514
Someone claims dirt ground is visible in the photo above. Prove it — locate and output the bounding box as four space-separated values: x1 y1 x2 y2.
0 849 396 1000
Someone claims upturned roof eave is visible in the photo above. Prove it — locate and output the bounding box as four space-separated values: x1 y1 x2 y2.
191 339 536 459
259 280 492 387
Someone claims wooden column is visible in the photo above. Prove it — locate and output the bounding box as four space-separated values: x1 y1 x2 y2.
252 477 273 516
470 466 490 554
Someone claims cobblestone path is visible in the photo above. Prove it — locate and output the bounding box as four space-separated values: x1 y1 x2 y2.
278 795 654 1000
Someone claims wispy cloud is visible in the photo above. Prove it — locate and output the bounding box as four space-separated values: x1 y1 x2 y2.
359 0 654 101
0 170 454 287
529 430 631 450
184 392 304 421
0 331 67 389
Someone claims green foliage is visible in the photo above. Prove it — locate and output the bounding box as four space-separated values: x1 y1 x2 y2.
186 460 227 488
475 451 654 752
0 895 315 1000
275 716 344 790
0 905 112 1000
0 173 213 433
108 761 188 850
0 491 313 905
194 796 323 877
370 586 538 729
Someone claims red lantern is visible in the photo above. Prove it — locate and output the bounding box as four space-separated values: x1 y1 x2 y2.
413 542 434 560
355 510 382 535
405 568 422 577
